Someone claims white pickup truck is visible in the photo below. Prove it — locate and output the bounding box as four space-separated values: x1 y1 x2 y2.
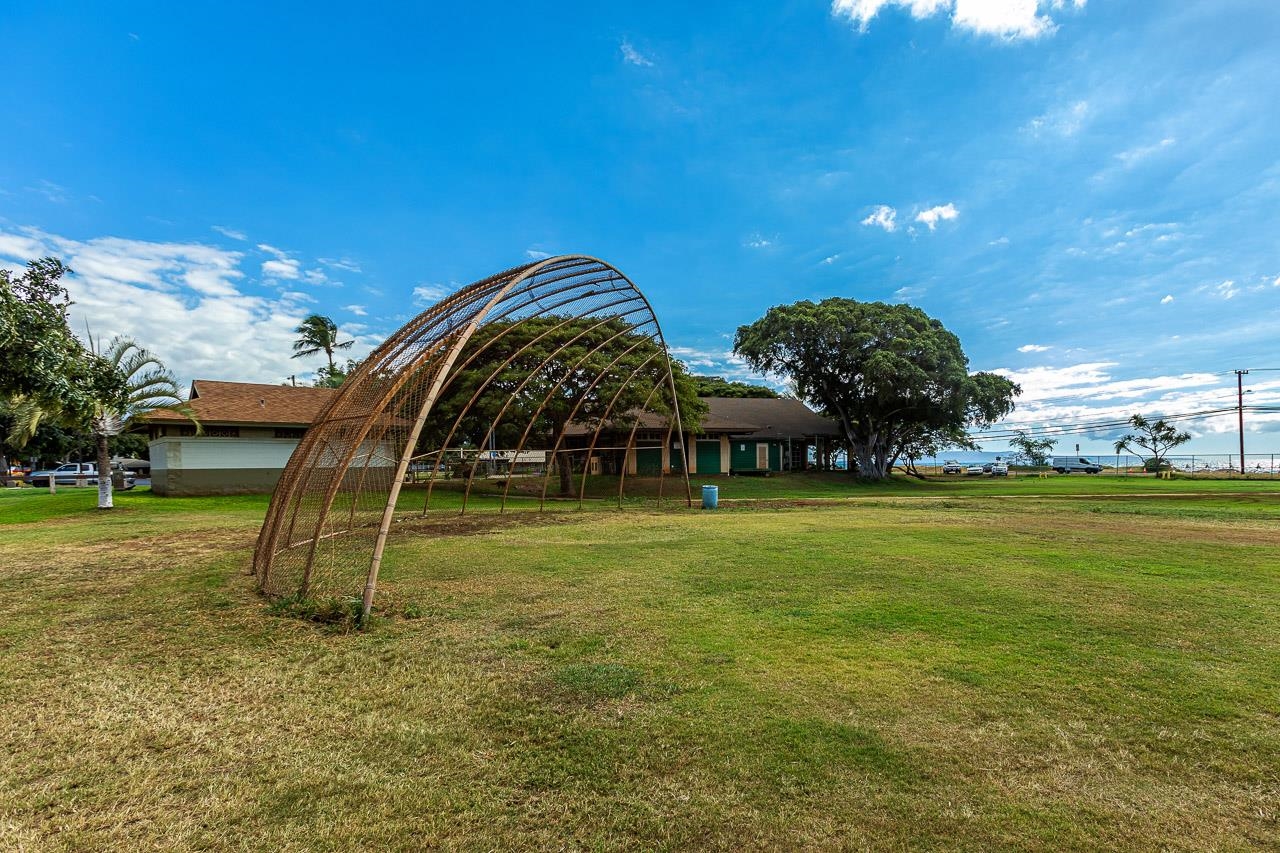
25 462 135 488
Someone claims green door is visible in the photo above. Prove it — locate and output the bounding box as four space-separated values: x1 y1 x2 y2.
730 441 758 471
635 448 662 475
696 440 721 474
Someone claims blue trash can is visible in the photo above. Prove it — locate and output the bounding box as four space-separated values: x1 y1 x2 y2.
701 485 718 509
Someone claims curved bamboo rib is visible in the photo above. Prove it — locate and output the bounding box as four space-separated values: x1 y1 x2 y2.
251 255 689 613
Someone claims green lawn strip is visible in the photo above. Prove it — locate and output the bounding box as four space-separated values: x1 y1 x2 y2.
1 488 1277 848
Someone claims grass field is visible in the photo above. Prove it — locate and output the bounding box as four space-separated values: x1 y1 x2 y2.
2 475 1278 850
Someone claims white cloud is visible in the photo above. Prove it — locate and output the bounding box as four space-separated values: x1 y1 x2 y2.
525 249 553 260
257 243 301 280
989 236 1010 246
860 205 898 232
211 225 247 241
668 344 788 390
744 234 774 249
1017 344 1051 353
0 225 376 385
343 304 367 316
261 258 301 280
981 361 1280 447
821 254 840 264
832 0 1084 40
413 283 451 306
915 203 959 230
893 285 925 301
1214 280 1238 300
319 257 362 273
1115 137 1176 167
1025 100 1089 137
620 40 654 67
1161 294 1174 304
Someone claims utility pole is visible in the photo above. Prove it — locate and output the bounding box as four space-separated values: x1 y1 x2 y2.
1236 369 1249 474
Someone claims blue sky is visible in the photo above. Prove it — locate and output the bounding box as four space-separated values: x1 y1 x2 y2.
2 1 1279 452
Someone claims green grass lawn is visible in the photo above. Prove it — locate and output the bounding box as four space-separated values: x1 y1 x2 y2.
1 479 1278 849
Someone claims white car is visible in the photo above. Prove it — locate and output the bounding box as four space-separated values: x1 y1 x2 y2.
942 460 964 474
964 464 985 476
990 462 1009 477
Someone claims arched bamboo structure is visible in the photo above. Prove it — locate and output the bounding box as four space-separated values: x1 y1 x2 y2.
252 255 691 616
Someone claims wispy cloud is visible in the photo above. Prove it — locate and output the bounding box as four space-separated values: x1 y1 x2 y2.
413 283 452 305
744 234 775 249
343 304 367 316
25 179 69 203
1024 99 1089 137
1161 294 1174 304
860 205 897 232
1017 344 1051 353
212 225 247 241
832 0 1086 41
915 203 959 230
620 40 654 67
319 256 362 273
525 248 553 260
1115 136 1176 167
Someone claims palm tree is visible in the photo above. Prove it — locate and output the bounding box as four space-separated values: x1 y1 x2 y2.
291 314 354 372
3 336 197 508
88 336 199 509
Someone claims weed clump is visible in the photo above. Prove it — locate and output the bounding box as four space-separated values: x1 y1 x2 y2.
266 594 367 631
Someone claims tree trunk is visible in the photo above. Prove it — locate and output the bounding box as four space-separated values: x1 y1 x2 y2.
96 432 113 509
557 450 573 496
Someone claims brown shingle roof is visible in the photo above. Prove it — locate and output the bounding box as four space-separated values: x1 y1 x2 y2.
140 382 840 439
700 397 840 439
143 380 336 426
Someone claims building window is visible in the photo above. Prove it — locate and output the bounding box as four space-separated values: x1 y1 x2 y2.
185 426 240 438
274 428 306 439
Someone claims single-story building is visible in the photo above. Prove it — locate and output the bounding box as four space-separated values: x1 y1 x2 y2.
542 396 841 477
140 382 842 495
143 380 337 495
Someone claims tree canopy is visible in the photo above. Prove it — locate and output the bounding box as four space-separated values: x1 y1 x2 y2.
291 314 354 372
734 298 1019 479
424 315 704 493
0 258 125 424
690 375 781 398
1114 414 1190 472
1009 430 1057 466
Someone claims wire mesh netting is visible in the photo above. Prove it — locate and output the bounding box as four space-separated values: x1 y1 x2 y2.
252 256 692 612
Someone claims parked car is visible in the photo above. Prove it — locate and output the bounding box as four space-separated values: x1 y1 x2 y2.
964 464 985 476
26 462 135 489
1051 456 1102 474
990 461 1009 477
941 460 964 474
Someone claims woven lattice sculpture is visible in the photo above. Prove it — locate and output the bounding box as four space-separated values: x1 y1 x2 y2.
252 256 692 615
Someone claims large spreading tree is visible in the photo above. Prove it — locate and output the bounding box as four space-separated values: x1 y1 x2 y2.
734 298 1019 480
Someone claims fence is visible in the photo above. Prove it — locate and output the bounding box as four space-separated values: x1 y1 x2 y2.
918 453 1280 478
